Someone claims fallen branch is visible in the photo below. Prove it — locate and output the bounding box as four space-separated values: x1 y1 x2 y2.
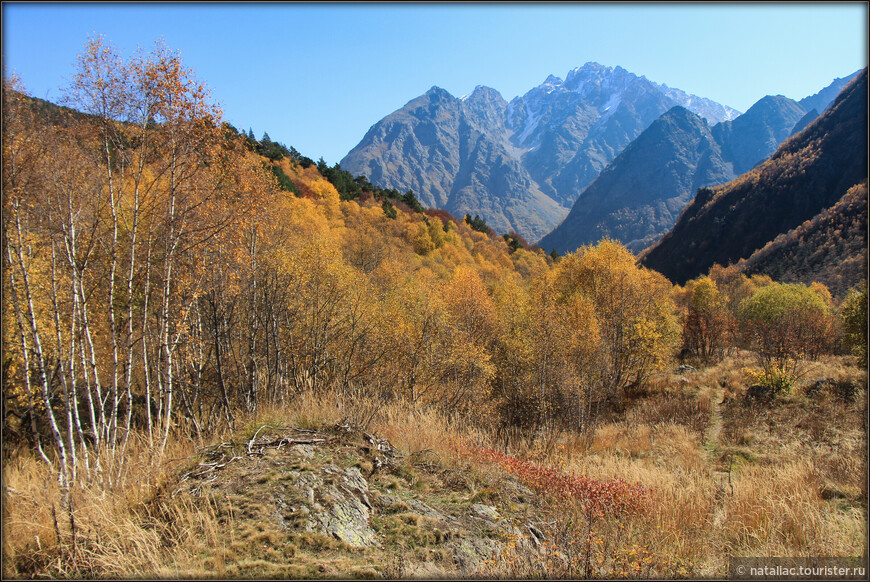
246 425 323 454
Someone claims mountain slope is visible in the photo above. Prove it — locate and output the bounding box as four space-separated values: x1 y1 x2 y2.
342 87 464 210
711 95 809 175
639 68 868 285
738 181 867 296
341 63 740 241
340 86 566 241
798 69 862 113
534 73 860 256
538 107 735 254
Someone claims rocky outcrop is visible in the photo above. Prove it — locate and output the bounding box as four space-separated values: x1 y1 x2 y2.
302 464 378 547
176 424 550 578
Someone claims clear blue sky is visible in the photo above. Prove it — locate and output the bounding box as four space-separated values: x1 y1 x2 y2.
3 2 867 165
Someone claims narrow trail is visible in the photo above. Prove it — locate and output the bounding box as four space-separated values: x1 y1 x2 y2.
704 385 725 457
705 384 733 532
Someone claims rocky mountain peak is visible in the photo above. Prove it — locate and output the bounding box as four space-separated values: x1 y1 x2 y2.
539 104 734 254
424 86 455 103
341 63 832 243
748 94 797 114
542 74 564 87
564 62 639 100
464 85 506 105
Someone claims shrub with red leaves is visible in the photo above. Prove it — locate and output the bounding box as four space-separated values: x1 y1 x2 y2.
464 444 650 518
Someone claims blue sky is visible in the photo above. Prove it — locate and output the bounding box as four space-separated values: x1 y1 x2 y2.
3 2 867 165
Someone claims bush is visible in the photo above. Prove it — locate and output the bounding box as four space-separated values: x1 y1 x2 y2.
743 365 793 398
738 282 837 378
840 282 867 367
680 276 733 364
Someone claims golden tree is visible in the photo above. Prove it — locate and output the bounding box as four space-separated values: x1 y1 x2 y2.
551 239 679 411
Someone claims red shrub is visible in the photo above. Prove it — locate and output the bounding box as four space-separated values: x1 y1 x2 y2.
464 444 650 518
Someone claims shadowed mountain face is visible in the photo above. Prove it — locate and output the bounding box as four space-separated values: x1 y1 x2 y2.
711 95 808 175
539 107 736 254
341 63 741 242
639 68 868 286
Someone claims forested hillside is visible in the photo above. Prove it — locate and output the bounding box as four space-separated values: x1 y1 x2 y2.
2 38 684 476
737 181 867 296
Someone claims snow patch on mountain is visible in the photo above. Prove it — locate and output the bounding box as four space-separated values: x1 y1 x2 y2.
654 83 742 125
516 101 544 145
599 92 623 122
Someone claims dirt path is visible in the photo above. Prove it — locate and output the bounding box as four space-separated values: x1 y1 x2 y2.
705 385 733 532
704 386 724 456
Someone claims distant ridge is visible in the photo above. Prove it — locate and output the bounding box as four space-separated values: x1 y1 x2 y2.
639 68 868 286
540 70 862 255
538 106 735 254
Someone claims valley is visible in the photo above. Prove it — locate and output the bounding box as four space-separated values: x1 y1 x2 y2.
2 32 866 581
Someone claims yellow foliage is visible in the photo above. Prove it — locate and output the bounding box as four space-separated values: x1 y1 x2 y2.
308 178 341 218
426 216 447 249
551 239 680 397
406 221 435 256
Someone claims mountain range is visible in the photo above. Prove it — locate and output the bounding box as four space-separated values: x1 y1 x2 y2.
538 91 815 254
341 63 742 242
639 68 867 290
341 63 859 246
537 105 734 253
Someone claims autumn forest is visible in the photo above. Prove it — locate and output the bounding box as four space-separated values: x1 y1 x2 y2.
2 38 867 579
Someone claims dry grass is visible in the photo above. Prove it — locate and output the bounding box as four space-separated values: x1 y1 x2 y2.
489 354 866 577
722 460 865 558
374 400 487 472
2 433 219 578
3 355 865 579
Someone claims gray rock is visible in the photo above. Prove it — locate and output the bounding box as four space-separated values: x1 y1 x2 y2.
289 444 315 459
406 498 446 522
448 536 502 575
298 465 381 548
471 503 500 522
313 484 378 547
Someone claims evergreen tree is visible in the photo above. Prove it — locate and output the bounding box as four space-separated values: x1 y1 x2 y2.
382 199 398 219
402 189 425 213
465 214 490 234
317 157 329 175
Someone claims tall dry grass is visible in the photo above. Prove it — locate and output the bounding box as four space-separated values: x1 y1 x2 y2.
723 460 865 557
2 432 220 578
3 355 865 578
488 354 866 577
2 388 353 578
